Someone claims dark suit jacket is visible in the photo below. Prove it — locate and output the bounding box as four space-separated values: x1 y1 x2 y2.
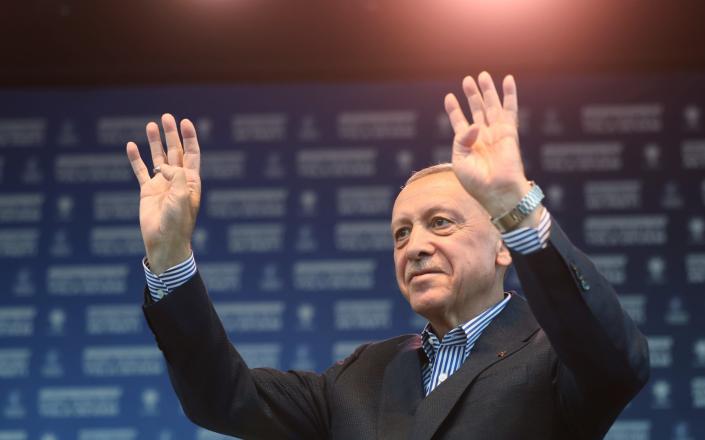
142 222 650 440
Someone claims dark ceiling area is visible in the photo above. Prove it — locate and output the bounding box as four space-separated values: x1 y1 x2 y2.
2 0 705 86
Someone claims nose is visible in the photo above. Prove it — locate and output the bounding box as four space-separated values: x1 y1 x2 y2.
405 227 435 261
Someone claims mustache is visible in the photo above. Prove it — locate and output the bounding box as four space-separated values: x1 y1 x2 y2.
405 260 446 282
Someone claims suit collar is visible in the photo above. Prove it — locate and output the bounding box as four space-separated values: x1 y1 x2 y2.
409 294 540 440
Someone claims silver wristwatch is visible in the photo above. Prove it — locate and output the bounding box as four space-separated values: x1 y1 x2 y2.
491 182 544 233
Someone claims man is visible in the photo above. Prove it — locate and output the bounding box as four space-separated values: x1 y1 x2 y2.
126 72 649 439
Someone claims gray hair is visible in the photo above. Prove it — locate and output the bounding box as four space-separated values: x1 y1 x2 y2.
404 162 454 186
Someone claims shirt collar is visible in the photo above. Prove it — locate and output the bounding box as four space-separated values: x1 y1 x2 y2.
420 292 512 363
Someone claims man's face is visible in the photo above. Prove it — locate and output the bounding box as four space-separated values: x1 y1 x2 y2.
391 171 510 322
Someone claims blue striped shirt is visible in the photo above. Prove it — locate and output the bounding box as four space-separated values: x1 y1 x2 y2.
421 294 511 395
502 208 551 254
142 211 552 302
143 255 197 302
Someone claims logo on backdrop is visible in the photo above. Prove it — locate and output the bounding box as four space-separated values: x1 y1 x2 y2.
141 388 160 416
296 225 318 252
41 349 64 378
298 114 321 141
55 195 74 221
21 156 43 184
651 380 672 409
259 263 283 291
642 143 661 170
694 340 705 367
396 150 414 175
665 297 690 326
50 229 72 257
12 267 35 297
57 119 79 146
2 389 26 419
299 190 318 217
647 256 667 284
683 104 702 131
195 117 213 142
688 217 705 243
545 184 565 210
296 303 316 331
291 344 316 371
264 153 286 179
541 108 564 135
192 228 209 254
671 422 695 440
47 308 67 335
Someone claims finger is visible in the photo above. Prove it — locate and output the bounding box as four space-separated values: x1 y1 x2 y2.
155 163 177 181
453 124 481 153
502 75 519 124
157 164 188 196
462 76 487 126
146 122 166 168
478 71 502 124
180 119 201 172
172 166 188 196
162 113 184 167
444 93 471 134
126 142 150 186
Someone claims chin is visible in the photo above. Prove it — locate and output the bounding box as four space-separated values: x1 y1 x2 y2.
408 287 451 320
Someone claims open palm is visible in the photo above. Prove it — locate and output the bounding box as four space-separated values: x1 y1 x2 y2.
444 72 528 217
126 114 201 274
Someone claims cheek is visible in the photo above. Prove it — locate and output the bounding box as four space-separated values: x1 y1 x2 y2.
460 240 498 274
393 252 408 288
452 240 493 272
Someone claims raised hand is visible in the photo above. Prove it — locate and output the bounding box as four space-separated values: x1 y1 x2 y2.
126 113 202 275
444 71 531 219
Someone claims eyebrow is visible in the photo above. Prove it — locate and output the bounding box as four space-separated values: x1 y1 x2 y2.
391 206 466 229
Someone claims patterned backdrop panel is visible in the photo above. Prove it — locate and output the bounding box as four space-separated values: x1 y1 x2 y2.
0 75 703 440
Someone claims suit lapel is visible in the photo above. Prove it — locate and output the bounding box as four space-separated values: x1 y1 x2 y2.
378 335 426 440
410 294 540 440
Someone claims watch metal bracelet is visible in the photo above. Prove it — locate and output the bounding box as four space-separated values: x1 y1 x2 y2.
491 182 545 233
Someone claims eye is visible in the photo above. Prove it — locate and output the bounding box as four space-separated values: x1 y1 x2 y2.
430 217 452 229
394 226 410 242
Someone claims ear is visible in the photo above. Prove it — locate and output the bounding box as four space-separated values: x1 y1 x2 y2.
495 239 512 268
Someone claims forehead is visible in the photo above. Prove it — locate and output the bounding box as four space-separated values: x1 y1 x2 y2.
391 171 482 222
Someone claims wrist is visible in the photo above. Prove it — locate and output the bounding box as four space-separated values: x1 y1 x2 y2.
515 204 544 230
483 180 533 218
490 181 544 233
147 245 192 276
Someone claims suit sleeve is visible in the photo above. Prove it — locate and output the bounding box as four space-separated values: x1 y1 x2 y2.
141 272 353 440
510 220 650 439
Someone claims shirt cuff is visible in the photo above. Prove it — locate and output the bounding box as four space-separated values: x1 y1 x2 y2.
143 253 197 302
501 208 552 255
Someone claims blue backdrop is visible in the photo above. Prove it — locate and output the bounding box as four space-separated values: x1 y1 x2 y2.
0 74 704 440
